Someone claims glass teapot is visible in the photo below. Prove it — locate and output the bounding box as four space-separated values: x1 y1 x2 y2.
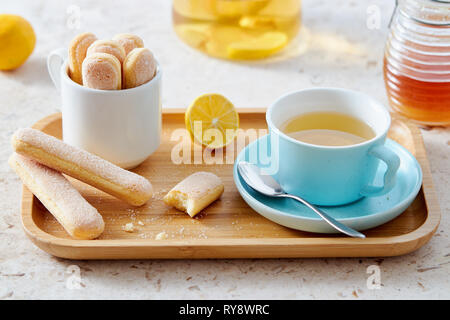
172 0 301 60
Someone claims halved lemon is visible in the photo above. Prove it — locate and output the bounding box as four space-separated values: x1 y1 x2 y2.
227 31 287 60
185 94 239 149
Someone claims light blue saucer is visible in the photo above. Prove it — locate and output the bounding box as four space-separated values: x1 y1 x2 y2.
233 136 423 234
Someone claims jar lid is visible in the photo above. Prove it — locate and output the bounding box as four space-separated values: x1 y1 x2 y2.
397 0 450 26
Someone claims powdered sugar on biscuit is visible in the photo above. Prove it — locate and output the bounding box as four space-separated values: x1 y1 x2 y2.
13 128 152 195
10 153 104 238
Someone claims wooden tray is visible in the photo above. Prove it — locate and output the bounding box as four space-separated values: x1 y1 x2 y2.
20 109 441 259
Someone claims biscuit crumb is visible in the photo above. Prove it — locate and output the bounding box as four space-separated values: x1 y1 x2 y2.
155 231 168 240
123 223 135 232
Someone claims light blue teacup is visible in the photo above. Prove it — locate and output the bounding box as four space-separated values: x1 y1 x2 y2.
266 88 400 206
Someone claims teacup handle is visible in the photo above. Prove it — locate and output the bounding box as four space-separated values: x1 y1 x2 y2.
360 144 400 197
47 48 67 92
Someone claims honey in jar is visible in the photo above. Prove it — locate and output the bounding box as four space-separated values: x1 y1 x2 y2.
384 0 450 126
172 0 301 60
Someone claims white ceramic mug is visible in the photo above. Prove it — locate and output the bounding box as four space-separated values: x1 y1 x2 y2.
47 48 162 169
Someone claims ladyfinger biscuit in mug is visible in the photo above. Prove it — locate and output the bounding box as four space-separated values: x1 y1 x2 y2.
9 153 104 240
86 39 126 64
82 52 122 90
123 48 157 89
68 32 97 84
112 33 144 55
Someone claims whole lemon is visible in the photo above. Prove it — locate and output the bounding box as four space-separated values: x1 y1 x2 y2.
0 14 36 70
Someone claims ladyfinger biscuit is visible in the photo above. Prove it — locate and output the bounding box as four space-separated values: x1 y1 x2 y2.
9 153 104 240
82 53 122 90
112 33 144 55
86 39 126 64
68 32 97 85
123 48 157 89
163 172 224 217
12 128 153 206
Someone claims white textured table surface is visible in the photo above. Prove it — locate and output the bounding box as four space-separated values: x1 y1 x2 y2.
0 0 449 300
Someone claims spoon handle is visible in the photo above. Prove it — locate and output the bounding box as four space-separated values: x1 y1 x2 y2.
279 194 366 238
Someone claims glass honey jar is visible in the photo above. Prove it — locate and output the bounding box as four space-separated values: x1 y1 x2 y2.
384 0 450 126
172 0 301 60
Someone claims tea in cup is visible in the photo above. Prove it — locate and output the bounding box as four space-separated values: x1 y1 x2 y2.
266 88 400 206
281 111 376 147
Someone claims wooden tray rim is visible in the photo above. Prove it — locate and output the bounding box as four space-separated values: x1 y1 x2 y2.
20 109 441 257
